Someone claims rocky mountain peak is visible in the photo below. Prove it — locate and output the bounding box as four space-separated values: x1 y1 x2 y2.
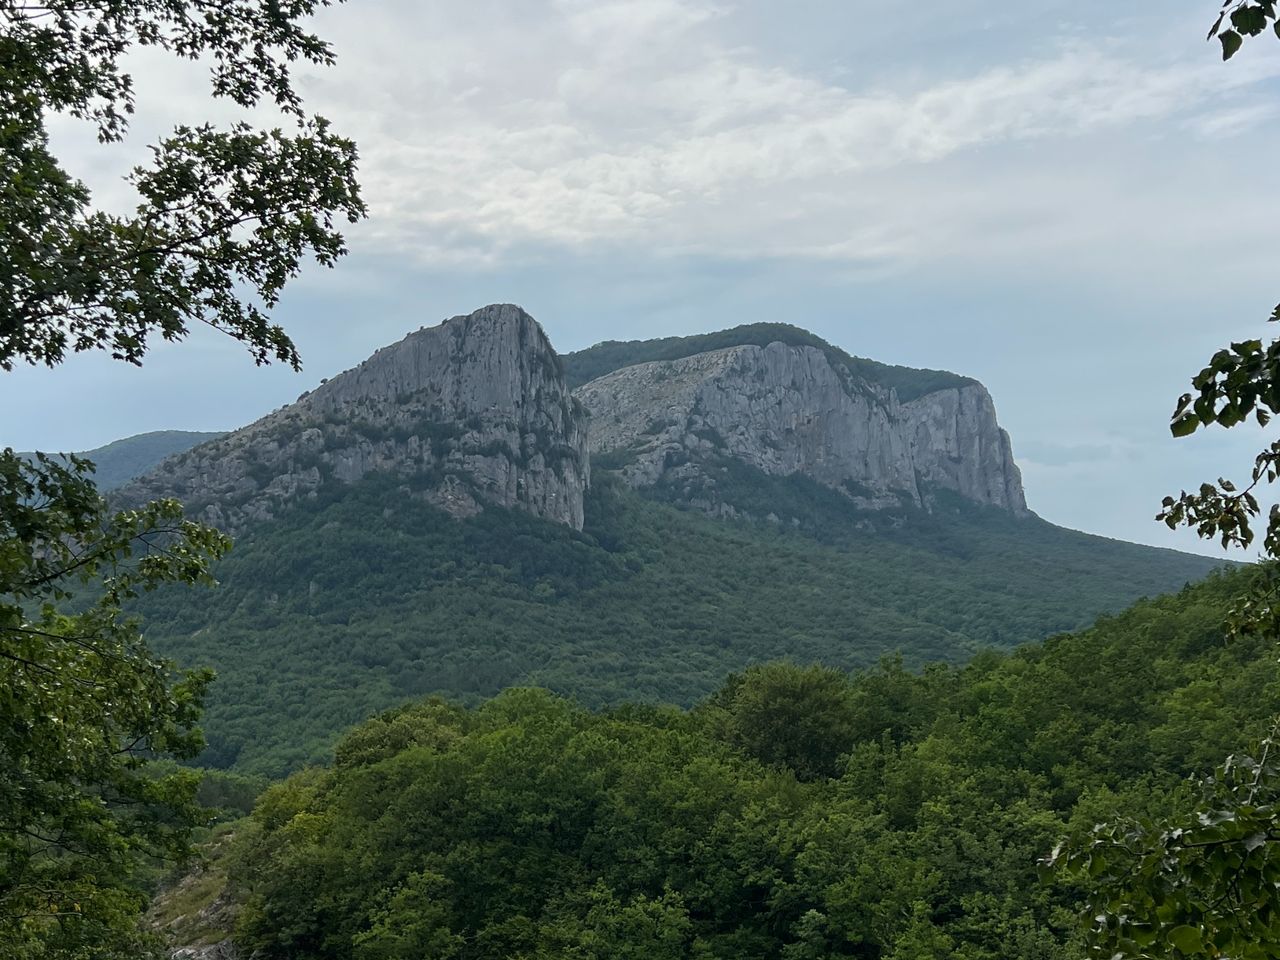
116 304 591 531
574 337 1027 517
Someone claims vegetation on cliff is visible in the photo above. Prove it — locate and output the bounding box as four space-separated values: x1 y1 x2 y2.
562 323 977 401
19 432 226 493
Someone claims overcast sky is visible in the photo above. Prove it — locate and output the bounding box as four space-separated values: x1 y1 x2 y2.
4 0 1278 558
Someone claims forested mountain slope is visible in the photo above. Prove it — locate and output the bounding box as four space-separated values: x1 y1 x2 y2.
94 307 1225 776
138 468 1224 777
157 566 1275 960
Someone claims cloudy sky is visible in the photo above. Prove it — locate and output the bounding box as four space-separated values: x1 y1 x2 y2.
4 0 1279 558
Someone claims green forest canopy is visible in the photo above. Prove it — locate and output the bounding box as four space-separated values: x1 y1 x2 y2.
189 565 1275 960
137 469 1223 777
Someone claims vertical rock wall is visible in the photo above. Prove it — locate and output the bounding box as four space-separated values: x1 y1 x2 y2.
574 341 1027 515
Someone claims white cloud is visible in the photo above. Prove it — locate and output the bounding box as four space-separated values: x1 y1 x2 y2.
1186 101 1278 138
42 0 1280 274
261 0 1276 268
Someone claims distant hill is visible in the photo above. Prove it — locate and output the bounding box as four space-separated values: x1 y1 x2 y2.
19 430 224 492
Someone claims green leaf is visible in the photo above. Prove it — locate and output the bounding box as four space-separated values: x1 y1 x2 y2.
1172 414 1201 438
1221 29 1244 59
1232 5 1268 35
1168 924 1204 954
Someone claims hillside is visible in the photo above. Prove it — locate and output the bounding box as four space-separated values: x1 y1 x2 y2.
154 565 1276 960
137 467 1223 777
18 430 223 491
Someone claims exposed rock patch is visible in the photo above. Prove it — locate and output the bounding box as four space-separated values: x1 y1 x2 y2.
116 305 590 531
170 941 239 960
574 341 1026 515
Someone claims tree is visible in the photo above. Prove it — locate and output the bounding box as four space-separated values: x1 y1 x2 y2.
1 0 366 371
0 452 230 958
1207 1 1280 61
1 1 364 953
1158 321 1280 634
710 662 858 781
1047 6 1280 955
1049 722 1280 959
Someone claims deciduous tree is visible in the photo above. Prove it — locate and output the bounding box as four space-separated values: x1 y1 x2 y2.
1049 7 1280 956
0 0 364 953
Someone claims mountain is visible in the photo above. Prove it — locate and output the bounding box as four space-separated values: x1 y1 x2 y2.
16 430 224 492
574 336 1025 515
115 305 590 532
107 305 1229 777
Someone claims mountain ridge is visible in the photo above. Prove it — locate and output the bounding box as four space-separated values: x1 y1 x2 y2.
110 307 1025 530
562 322 978 401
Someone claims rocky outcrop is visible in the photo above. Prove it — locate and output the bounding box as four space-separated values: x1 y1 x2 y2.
115 310 1023 532
170 941 239 960
117 305 590 531
901 380 1026 514
574 341 1027 515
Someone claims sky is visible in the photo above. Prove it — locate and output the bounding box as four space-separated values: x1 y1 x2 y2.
4 0 1279 559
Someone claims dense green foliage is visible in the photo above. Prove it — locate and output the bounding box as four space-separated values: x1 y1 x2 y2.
19 431 224 493
1158 315 1280 638
1051 719 1280 958
0 0 364 371
136 468 1222 778
1 0 364 954
561 323 977 401
217 567 1277 959
0 451 229 959
1052 12 1280 949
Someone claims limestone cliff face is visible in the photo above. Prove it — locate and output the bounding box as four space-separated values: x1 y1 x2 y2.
117 305 590 531
574 341 1027 516
900 380 1026 515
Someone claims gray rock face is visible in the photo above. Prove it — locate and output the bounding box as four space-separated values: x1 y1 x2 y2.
117 305 590 531
170 942 239 960
574 341 1027 515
